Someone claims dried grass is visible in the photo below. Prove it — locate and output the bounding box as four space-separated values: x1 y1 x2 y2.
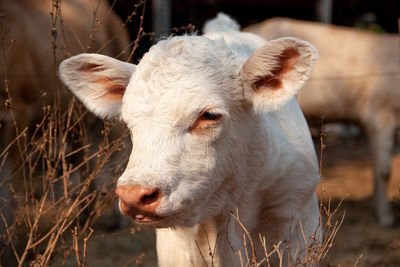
0 0 142 266
224 198 344 267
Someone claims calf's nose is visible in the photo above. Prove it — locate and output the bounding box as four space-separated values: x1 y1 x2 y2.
115 185 161 216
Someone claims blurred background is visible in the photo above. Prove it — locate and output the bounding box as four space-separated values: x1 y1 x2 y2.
0 0 399 266
114 0 399 61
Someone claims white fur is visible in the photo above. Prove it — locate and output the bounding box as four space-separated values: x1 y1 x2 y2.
59 15 320 267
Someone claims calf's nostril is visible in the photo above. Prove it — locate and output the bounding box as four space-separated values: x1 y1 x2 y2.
115 185 162 215
140 189 160 205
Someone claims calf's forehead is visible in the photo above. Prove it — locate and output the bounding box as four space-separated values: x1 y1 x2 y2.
121 35 241 125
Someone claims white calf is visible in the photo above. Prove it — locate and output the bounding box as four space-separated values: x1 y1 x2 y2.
245 17 400 226
59 15 320 266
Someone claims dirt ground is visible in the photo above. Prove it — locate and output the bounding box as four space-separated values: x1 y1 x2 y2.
74 131 400 267
315 132 400 267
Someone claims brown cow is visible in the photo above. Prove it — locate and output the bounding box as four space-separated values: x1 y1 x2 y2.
0 0 130 134
0 0 130 260
244 17 400 226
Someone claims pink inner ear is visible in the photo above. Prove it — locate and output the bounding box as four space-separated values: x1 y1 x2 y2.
79 63 106 72
95 77 126 100
253 48 300 92
78 63 128 100
105 84 125 100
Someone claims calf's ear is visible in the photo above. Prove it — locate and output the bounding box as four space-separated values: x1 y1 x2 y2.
59 53 136 119
241 37 318 113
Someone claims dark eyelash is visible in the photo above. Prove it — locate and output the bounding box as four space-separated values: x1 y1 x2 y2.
200 111 222 121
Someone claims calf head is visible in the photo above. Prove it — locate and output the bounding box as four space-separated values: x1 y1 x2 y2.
59 36 317 227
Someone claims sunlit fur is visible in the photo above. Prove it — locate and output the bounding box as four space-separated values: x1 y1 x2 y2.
59 13 320 267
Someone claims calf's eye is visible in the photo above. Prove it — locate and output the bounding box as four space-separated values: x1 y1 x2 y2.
190 110 223 133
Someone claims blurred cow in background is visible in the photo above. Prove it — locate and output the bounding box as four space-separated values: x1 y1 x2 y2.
245 17 400 226
0 0 130 143
0 0 131 260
